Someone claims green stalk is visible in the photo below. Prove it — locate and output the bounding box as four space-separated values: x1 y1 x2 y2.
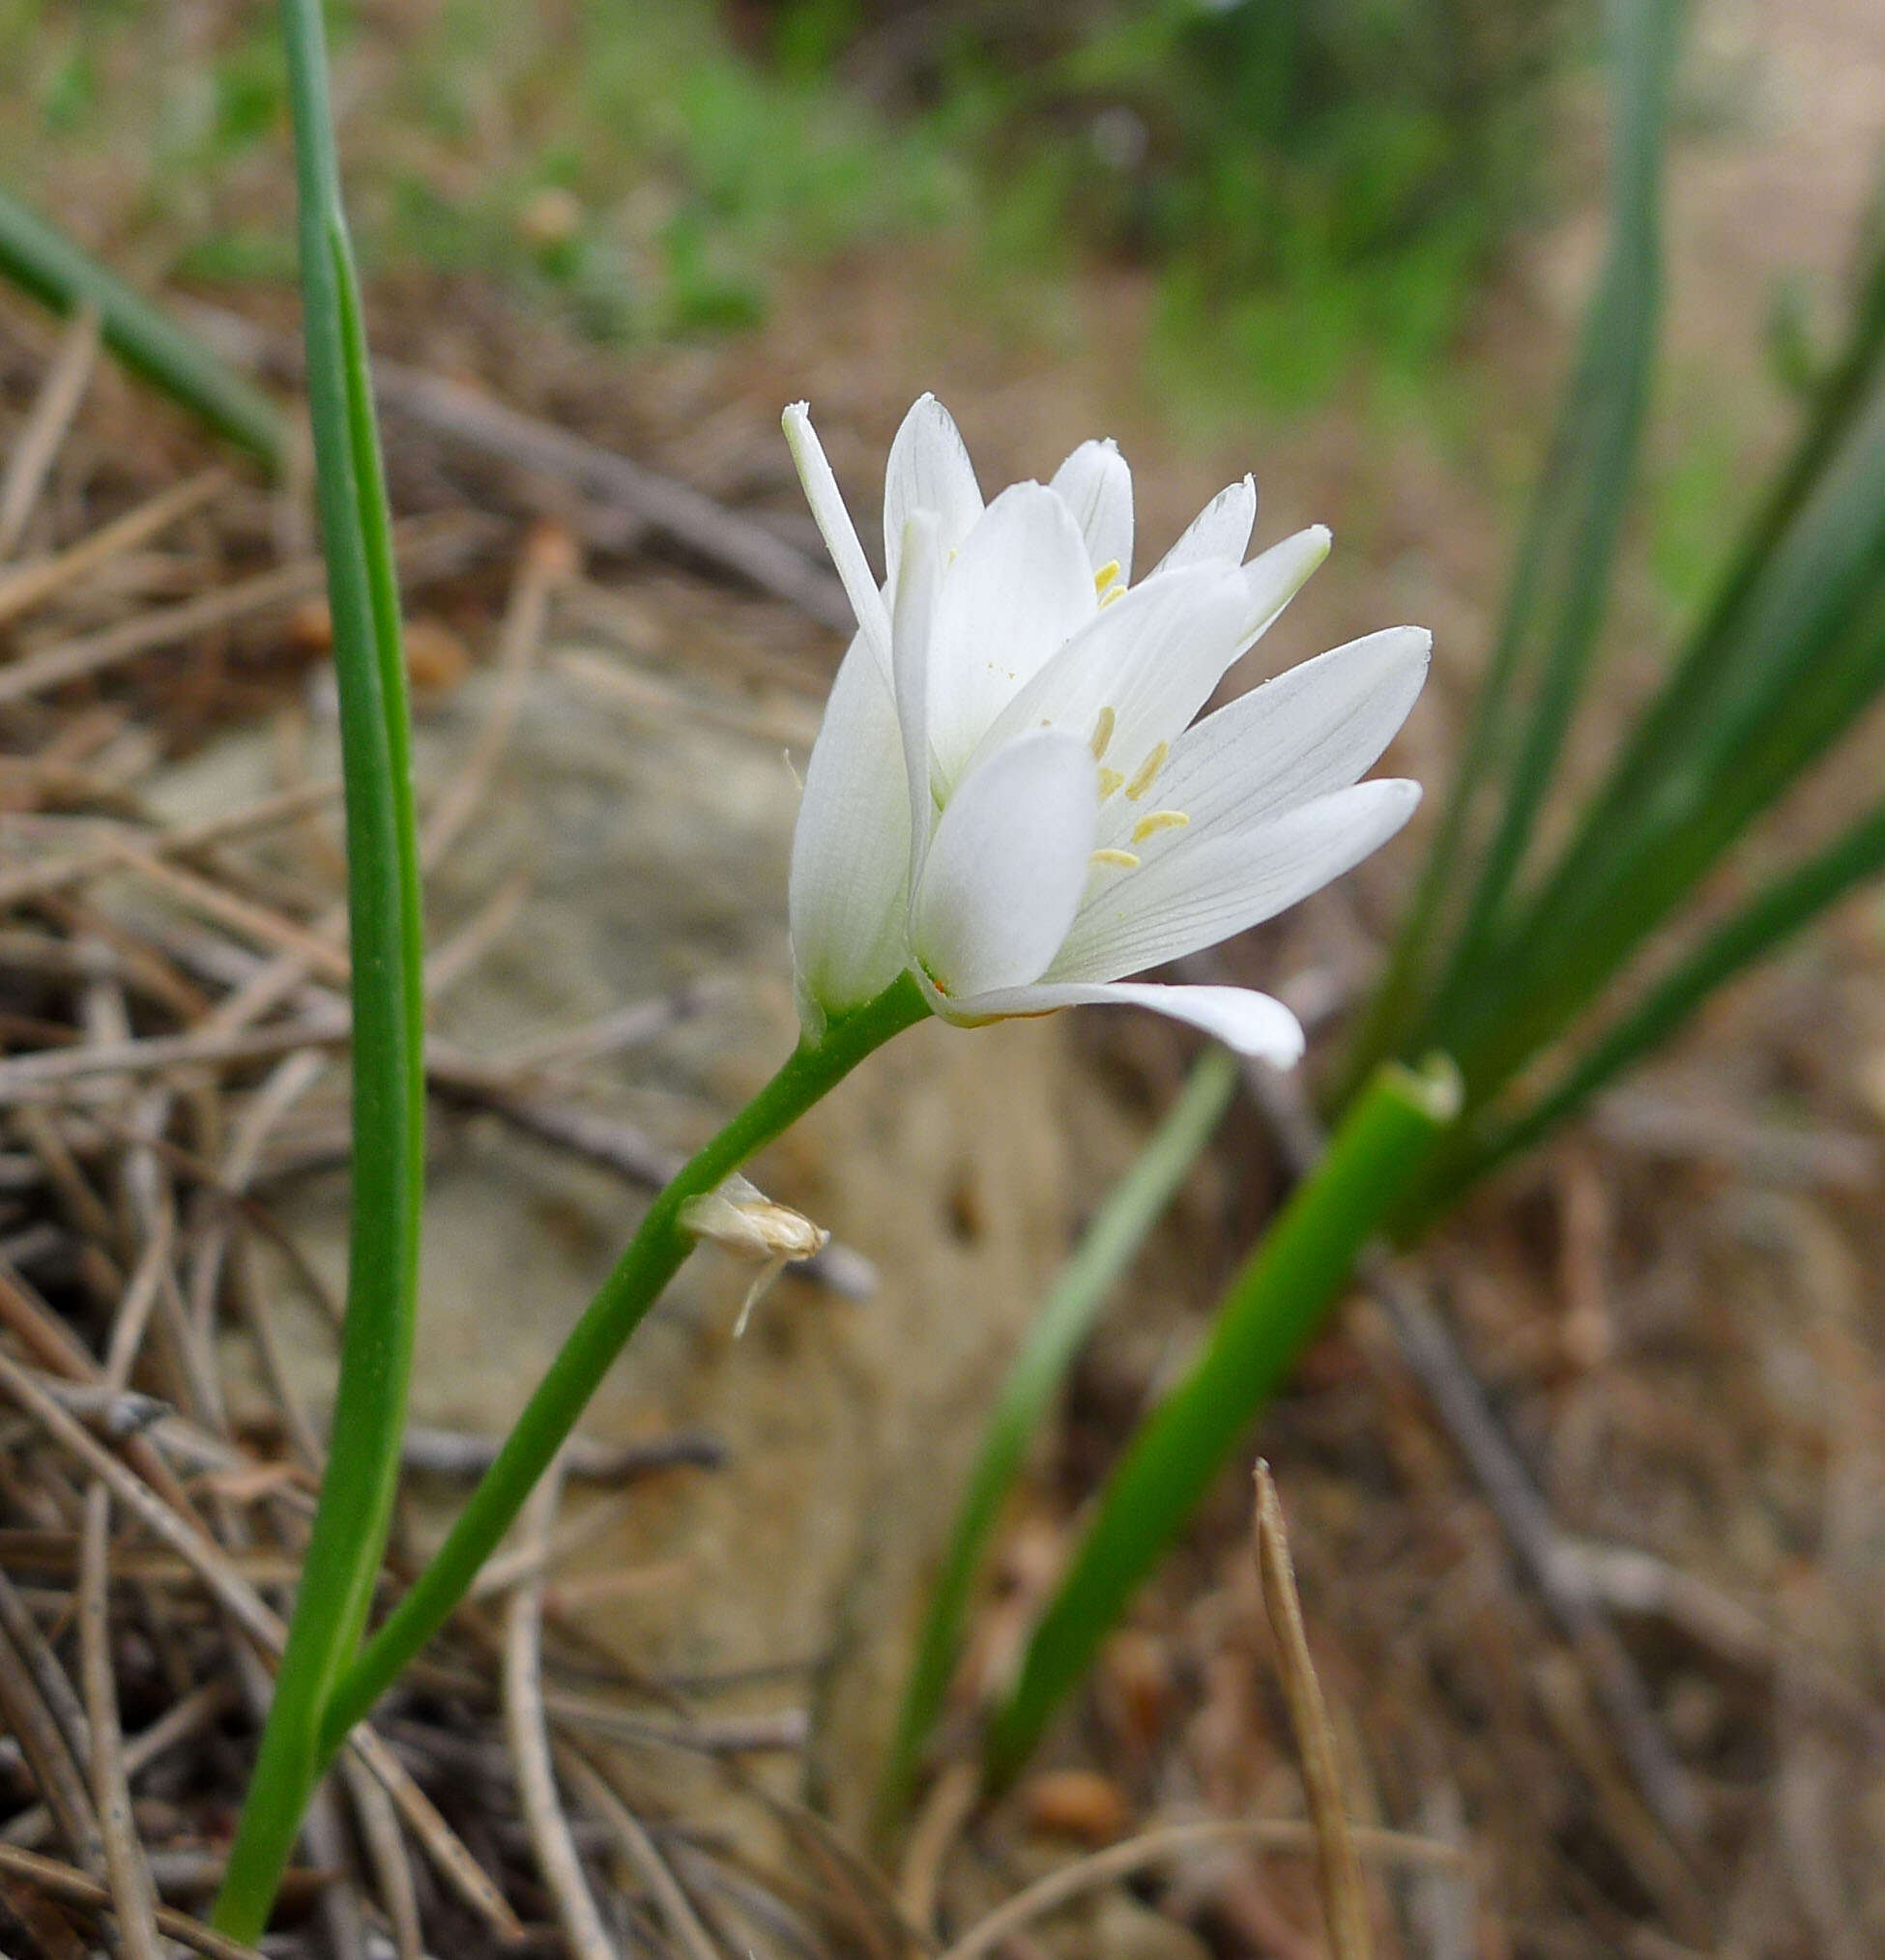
982 1054 1460 1789
0 187 287 469
213 0 426 1937
319 974 929 1760
878 1049 1239 1834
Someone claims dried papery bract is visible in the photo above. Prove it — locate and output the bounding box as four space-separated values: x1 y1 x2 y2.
680 1173 830 1335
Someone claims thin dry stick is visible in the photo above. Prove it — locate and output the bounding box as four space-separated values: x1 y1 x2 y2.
0 509 489 708
0 777 339 912
0 1563 92 1775
0 1602 101 1873
100 1203 177 1398
363 356 851 629
77 1485 164 1960
0 1355 527 1938
1254 1462 1373 1960
103 845 353 984
422 866 531 1001
560 1746 722 1960
0 1844 264 1960
897 1760 978 1936
296 1783 367 1960
935 1819 1466 1960
419 522 567 870
471 1484 640 1602
3 1682 235 1852
0 303 100 561
13 1106 122 1255
0 469 229 628
505 1461 617 1960
339 1751 423 1960
0 1017 349 1100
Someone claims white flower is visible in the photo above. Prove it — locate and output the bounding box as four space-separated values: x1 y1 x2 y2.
783 393 1428 1063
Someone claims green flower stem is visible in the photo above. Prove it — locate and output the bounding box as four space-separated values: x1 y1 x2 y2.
317 973 930 1762
0 187 287 469
878 1048 1239 1835
983 1054 1460 1790
213 0 427 1938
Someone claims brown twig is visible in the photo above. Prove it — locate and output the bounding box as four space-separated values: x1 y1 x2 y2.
2 1681 234 1852
0 1601 102 1872
897 1757 978 1937
0 509 491 708
364 357 852 630
340 1750 423 1960
504 1459 617 1960
0 303 100 562
0 777 339 913
0 1844 265 1960
935 1819 1466 1960
560 1746 722 1960
1253 1461 1372 1960
0 470 229 628
77 1484 164 1960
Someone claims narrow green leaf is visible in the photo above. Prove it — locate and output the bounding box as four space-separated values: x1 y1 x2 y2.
1455 795 1885 1195
878 1049 1239 1833
212 0 426 1937
0 187 287 469
1421 0 1681 1017
1339 0 1684 1101
983 1055 1461 1790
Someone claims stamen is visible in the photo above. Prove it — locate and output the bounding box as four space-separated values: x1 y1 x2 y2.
1099 585 1126 609
1097 767 1124 800
1124 740 1168 801
1093 558 1122 594
1090 849 1140 870
1130 809 1189 844
1089 706 1116 762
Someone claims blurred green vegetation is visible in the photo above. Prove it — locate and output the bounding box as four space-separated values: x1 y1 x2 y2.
0 0 1575 407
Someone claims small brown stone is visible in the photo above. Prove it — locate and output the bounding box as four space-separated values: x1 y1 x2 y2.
403 616 472 692
1020 1767 1130 1844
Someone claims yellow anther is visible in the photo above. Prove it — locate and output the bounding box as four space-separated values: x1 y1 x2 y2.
1124 740 1168 801
1090 849 1140 870
1093 558 1122 594
1097 767 1124 799
1089 706 1116 762
1099 585 1126 608
1130 809 1189 844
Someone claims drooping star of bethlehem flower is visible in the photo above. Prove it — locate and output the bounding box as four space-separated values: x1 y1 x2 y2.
783 393 1429 1064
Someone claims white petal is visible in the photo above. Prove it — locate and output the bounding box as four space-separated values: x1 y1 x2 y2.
787 633 910 1026
911 730 1098 998
1235 525 1330 650
784 403 892 677
884 393 983 587
1154 476 1257 573
925 483 1098 783
1050 438 1134 582
964 561 1253 793
1051 778 1421 983
891 510 942 890
1125 626 1431 850
948 979 1305 1062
